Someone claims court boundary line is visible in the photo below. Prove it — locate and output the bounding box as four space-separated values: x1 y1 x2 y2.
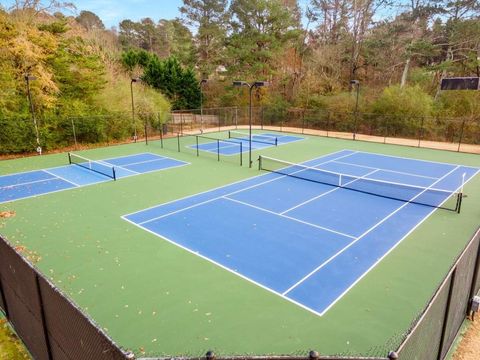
352 149 479 169
279 169 380 215
135 151 359 225
282 165 461 296
123 150 479 316
126 165 479 317
43 169 81 187
223 196 356 239
0 152 190 205
0 175 58 190
318 166 480 315
186 133 305 157
121 215 326 317
332 160 440 180
102 152 188 174
125 149 354 219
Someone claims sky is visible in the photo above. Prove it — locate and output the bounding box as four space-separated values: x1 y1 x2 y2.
67 0 185 28
2 0 311 29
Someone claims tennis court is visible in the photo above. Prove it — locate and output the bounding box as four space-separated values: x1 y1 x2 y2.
2 131 480 357
124 149 479 316
0 152 188 204
187 131 304 155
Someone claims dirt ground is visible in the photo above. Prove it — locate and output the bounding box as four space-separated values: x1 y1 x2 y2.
452 318 480 360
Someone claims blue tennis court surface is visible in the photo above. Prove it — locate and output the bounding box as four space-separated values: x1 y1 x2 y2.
123 150 479 316
188 133 304 155
0 153 188 204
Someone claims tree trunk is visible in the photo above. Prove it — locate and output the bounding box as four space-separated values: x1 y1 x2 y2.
400 58 410 88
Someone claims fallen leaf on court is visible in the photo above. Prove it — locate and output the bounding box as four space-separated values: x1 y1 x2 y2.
0 210 16 218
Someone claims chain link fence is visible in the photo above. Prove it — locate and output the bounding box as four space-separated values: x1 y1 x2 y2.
2 107 478 155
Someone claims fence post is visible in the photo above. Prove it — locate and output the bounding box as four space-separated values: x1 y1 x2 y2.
384 117 389 144
261 106 264 130
235 107 238 129
180 113 184 135
326 111 330 137
70 117 78 149
418 117 425 148
302 109 305 134
457 118 466 152
437 269 456 360
35 274 53 360
467 232 480 313
144 121 148 145
0 275 9 318
177 134 180 152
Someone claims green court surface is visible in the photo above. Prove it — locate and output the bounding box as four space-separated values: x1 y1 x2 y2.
1 131 479 357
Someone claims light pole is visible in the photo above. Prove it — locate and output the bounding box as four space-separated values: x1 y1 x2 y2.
130 78 140 142
25 74 41 155
233 81 269 168
350 80 360 140
200 79 208 132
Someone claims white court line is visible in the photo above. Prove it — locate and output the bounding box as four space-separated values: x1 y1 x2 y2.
332 160 439 180
123 149 355 218
354 149 479 169
137 151 359 225
319 166 480 316
103 157 174 170
0 176 58 190
282 165 461 296
224 196 356 240
94 159 139 175
121 215 325 317
279 169 380 215
43 169 81 187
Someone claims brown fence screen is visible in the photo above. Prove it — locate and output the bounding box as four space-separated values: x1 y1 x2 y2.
0 235 131 360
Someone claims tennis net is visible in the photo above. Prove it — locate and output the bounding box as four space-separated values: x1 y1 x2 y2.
68 153 116 180
258 155 463 212
228 130 278 146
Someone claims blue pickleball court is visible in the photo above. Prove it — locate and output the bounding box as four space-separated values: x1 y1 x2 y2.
188 132 304 155
0 152 188 204
124 149 478 316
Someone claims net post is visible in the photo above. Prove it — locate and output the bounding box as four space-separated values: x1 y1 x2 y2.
196 136 199 156
177 134 180 152
239 142 243 166
68 152 72 164
228 130 231 139
275 137 278 146
258 155 262 171
457 173 466 213
217 139 220 161
112 167 116 181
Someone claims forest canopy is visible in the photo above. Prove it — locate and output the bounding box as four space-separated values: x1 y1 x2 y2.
0 0 479 154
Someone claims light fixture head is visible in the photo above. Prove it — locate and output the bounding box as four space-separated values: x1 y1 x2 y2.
350 80 360 85
253 81 269 87
25 75 37 81
233 81 248 87
131 78 141 83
